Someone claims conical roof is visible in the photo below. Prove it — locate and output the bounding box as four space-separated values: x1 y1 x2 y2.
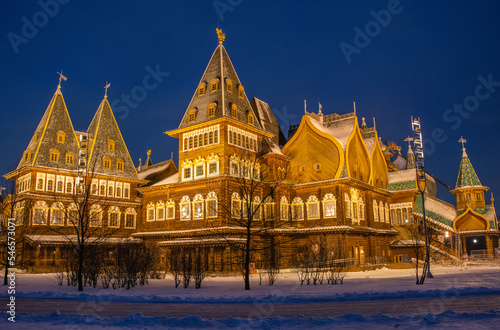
87 97 138 180
455 147 482 189
17 87 79 170
405 143 416 170
178 37 261 130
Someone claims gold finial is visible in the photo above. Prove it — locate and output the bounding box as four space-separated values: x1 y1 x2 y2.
57 70 68 89
216 28 225 44
147 149 151 157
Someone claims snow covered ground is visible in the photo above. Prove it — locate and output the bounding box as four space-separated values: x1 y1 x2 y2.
1 265 500 329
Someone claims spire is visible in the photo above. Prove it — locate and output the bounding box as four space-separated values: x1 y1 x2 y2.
145 149 153 166
361 117 367 129
104 82 110 99
87 96 139 179
176 31 261 130
404 136 415 169
15 84 78 170
455 137 482 188
56 70 67 93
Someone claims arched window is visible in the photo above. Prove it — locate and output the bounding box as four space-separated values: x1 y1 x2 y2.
91 184 97 195
226 79 233 93
100 184 106 196
103 156 111 169
184 138 188 151
210 78 219 92
248 113 254 125
57 131 65 143
204 133 208 145
188 108 196 123
108 140 115 151
108 185 114 196
238 85 245 98
47 180 54 191
206 192 218 218
306 195 319 220
65 152 74 165
373 200 379 221
116 187 121 197
231 103 238 117
214 129 218 143
291 197 304 220
209 131 213 144
66 182 73 193
198 82 206 96
116 159 124 171
207 102 216 117
49 149 60 163
280 196 289 220
124 188 129 198
189 136 193 149
57 180 63 192
194 135 198 148
322 193 336 218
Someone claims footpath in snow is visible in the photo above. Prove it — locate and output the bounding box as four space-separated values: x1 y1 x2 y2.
1 265 500 329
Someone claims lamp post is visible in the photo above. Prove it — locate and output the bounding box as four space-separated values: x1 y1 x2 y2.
411 117 433 281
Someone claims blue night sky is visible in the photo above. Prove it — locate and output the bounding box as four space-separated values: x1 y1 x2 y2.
1 0 500 204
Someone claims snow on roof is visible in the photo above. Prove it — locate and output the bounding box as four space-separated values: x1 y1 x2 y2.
137 159 173 180
393 154 406 170
25 235 141 245
363 134 375 154
425 197 457 222
151 172 179 186
483 207 497 222
158 237 246 246
132 226 249 237
388 169 415 184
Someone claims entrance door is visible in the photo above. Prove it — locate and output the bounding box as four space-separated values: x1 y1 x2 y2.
359 246 365 265
465 236 486 255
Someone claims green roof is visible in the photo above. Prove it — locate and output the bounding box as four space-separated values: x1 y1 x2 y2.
455 150 482 188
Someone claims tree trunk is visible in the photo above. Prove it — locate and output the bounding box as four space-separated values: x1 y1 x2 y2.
78 248 84 291
244 228 251 290
3 263 8 285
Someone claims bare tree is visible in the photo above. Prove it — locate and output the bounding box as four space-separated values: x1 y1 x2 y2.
0 179 35 285
215 151 291 290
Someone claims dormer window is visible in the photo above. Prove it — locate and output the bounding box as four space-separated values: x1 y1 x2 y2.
108 140 115 151
188 108 196 123
210 78 219 92
103 156 111 169
208 103 216 117
238 85 245 99
57 131 65 144
49 149 60 163
198 82 206 96
116 159 124 171
226 79 233 93
65 152 74 165
231 103 238 118
248 112 254 126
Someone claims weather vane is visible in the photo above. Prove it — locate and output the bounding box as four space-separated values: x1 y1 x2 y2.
57 70 68 89
104 82 111 98
404 136 414 147
216 28 225 44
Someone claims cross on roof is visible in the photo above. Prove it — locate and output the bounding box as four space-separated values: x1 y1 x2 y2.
458 136 467 151
57 70 67 89
104 82 110 98
404 136 414 146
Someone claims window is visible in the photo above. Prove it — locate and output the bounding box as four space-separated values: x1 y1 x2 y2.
125 213 136 228
156 201 165 220
33 208 47 225
467 193 472 200
314 163 321 171
264 198 274 220
291 197 304 220
280 196 289 220
214 129 218 143
306 196 320 220
108 140 115 151
51 209 63 225
210 78 219 92
193 194 204 219
238 85 245 98
226 79 233 93
116 159 124 171
65 152 74 165
252 197 261 220
208 103 216 117
57 180 63 192
231 103 238 117
476 193 481 201
379 201 384 223
188 108 196 123
91 183 98 195
166 200 175 220
109 213 119 227
50 149 60 163
66 182 73 193
180 196 191 220
124 187 129 198
205 192 218 218
373 200 379 221
100 184 106 196
345 194 351 219
184 138 188 151
116 187 121 197
198 82 206 96
322 193 336 218
231 162 239 176
47 179 54 191
108 186 114 196
209 162 218 175
89 206 102 227
147 203 155 221
359 198 365 220
184 167 191 179
57 131 65 143
196 165 204 177
103 156 111 169
248 113 254 125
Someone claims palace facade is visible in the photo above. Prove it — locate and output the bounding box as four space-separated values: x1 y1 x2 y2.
3 31 499 271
